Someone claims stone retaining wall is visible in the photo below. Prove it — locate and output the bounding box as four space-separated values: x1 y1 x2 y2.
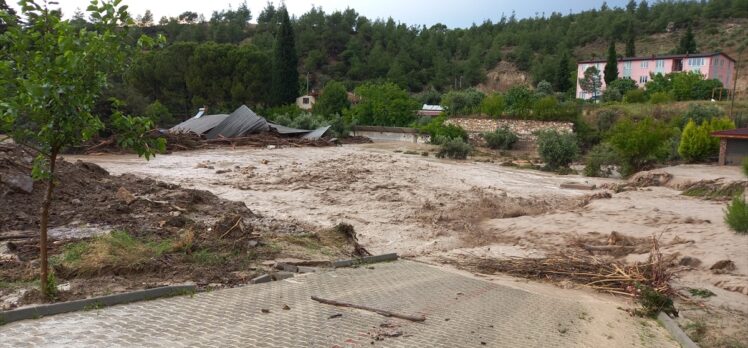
445 118 574 149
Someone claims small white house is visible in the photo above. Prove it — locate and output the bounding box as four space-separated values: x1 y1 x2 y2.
296 95 316 110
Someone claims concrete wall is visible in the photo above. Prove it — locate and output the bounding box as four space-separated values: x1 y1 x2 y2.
352 130 430 144
725 138 748 165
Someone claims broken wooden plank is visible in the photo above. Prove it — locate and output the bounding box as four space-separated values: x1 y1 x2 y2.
310 296 425 322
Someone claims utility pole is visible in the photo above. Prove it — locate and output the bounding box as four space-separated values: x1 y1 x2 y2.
730 44 745 122
306 72 310 95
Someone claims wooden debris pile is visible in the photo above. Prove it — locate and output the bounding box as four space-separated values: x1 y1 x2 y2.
459 237 673 298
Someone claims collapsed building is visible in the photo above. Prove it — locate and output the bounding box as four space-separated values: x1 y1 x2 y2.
170 105 330 140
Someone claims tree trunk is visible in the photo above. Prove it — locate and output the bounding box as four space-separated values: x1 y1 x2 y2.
39 149 58 301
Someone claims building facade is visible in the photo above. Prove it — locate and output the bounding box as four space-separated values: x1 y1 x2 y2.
576 52 735 100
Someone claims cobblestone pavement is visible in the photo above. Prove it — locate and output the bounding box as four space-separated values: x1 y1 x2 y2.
0 261 677 347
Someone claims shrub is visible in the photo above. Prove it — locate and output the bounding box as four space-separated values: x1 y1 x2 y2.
649 92 672 104
608 78 638 96
314 81 350 116
680 103 723 128
483 127 519 150
417 116 468 143
623 89 647 103
596 109 620 133
505 85 536 117
442 88 485 116
724 195 748 234
678 120 713 162
480 93 505 117
536 130 579 170
608 117 673 177
584 143 618 177
679 117 735 162
743 157 748 177
535 80 553 96
436 138 472 160
602 88 622 102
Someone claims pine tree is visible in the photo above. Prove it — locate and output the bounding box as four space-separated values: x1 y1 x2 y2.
270 6 299 106
677 26 697 54
604 41 619 85
0 0 17 35
554 53 573 92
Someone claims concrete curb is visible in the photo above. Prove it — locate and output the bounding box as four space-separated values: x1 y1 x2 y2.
332 253 399 268
657 312 700 348
0 284 196 325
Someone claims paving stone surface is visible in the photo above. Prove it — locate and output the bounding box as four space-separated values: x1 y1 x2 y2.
0 261 676 347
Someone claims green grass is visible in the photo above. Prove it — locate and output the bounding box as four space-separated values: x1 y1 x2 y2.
683 185 745 200
725 195 748 234
58 231 175 275
688 288 716 298
188 249 228 266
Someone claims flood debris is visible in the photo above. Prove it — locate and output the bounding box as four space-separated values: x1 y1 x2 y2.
311 296 426 322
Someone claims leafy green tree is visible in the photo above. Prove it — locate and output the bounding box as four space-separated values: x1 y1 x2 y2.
271 6 299 106
536 130 579 170
579 66 603 99
480 93 505 118
677 26 697 54
608 78 638 95
442 89 485 116
505 85 536 117
483 127 518 150
536 80 553 96
0 0 164 298
608 117 673 176
144 101 174 126
604 41 619 85
0 0 16 35
346 82 418 126
314 81 350 116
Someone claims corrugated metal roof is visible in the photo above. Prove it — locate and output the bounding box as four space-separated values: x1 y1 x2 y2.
421 104 444 111
206 105 270 139
302 126 331 140
170 114 229 135
268 123 312 135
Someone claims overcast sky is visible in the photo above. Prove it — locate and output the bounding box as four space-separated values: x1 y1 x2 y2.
20 0 631 28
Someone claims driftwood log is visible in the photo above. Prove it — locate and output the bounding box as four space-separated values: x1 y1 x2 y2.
310 296 426 322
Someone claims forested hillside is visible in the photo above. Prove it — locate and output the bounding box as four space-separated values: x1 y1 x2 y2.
90 1 748 117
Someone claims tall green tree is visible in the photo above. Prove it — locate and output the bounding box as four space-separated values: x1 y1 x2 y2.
0 0 164 298
0 0 16 35
555 53 573 92
270 6 299 106
604 41 619 85
346 82 418 126
625 23 636 57
314 80 350 116
580 66 603 99
677 26 697 54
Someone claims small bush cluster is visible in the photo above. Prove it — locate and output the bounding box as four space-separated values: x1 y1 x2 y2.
743 157 748 177
483 127 519 150
724 195 748 234
417 116 468 143
436 137 472 160
536 130 579 170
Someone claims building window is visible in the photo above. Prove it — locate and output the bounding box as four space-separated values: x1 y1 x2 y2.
639 75 648 84
623 62 632 77
688 57 705 67
655 59 665 72
640 61 649 68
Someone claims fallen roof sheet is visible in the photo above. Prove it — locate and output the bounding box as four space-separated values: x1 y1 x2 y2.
206 105 269 139
170 114 229 135
268 123 312 135
302 126 331 140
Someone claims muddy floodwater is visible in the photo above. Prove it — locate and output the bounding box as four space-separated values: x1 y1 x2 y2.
68 142 748 344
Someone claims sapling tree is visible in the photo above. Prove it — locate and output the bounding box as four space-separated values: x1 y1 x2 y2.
0 0 165 299
579 66 603 100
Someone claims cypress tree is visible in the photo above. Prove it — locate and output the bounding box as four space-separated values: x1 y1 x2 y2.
625 23 636 57
604 41 619 85
677 26 697 54
271 7 299 106
555 53 573 92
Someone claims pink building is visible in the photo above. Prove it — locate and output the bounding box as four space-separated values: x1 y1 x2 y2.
576 52 736 99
